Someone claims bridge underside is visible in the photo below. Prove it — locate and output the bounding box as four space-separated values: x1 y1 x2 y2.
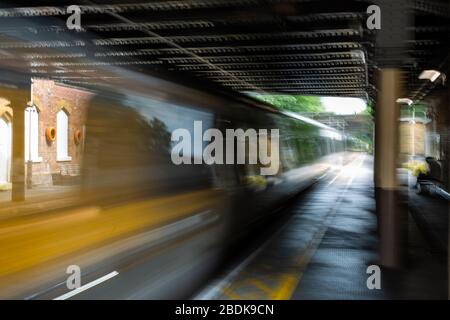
0 0 448 105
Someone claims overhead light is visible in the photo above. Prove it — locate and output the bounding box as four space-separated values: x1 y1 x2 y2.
396 98 413 105
418 70 441 82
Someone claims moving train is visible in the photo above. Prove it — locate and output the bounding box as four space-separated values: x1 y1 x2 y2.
0 68 348 299
80 69 348 299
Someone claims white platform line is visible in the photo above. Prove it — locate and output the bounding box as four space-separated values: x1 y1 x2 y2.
53 271 119 300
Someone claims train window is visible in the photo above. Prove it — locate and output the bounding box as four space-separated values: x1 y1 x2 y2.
129 95 215 191
234 129 264 187
280 137 298 171
83 93 215 200
225 112 282 189
129 95 214 161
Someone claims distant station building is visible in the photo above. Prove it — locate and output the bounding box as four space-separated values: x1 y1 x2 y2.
399 103 444 163
399 106 429 160
0 79 92 190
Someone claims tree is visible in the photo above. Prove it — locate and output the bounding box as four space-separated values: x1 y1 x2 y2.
255 94 325 113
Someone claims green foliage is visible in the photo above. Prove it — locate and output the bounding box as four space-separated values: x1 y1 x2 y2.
255 94 325 113
362 102 373 116
399 103 427 119
351 132 373 151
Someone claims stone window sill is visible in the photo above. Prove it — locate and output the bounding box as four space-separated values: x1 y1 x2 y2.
57 156 72 162
26 157 43 163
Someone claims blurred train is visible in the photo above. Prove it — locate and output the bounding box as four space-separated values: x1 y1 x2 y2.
78 69 348 299
0 68 349 299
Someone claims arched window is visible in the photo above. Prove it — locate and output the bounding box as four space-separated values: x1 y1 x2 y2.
0 116 11 183
25 105 42 162
57 109 71 161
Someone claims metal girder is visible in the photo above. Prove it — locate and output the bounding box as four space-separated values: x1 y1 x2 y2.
0 1 261 17
176 63 364 74
0 0 446 103
90 29 361 46
92 43 365 57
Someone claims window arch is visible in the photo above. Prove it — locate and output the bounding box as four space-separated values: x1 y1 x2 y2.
57 108 71 161
25 105 42 162
0 116 11 183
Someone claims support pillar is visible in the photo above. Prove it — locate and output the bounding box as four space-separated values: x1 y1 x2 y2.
374 69 404 268
371 0 412 269
11 97 27 202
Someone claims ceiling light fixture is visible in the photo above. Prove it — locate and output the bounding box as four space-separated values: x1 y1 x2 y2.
396 98 413 105
418 70 441 82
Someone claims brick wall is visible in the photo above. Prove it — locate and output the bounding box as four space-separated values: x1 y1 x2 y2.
399 121 425 156
30 79 93 186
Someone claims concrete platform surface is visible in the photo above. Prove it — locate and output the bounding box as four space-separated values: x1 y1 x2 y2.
197 153 447 300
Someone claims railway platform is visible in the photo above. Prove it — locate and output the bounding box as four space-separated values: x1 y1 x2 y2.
195 153 447 300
